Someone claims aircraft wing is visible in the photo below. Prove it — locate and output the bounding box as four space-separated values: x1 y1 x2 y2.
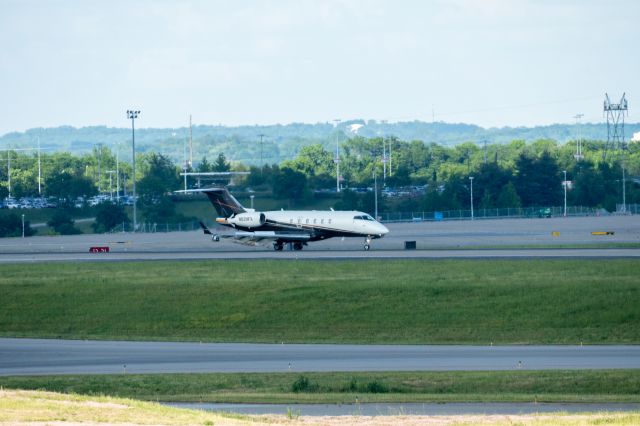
199 222 310 246
231 231 311 246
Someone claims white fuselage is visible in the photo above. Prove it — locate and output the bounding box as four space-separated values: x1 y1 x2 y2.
224 209 389 241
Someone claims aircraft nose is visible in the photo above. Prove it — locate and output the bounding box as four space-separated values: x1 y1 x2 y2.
379 223 390 236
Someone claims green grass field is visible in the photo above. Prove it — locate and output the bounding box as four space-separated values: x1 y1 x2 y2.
0 259 639 344
1 370 639 403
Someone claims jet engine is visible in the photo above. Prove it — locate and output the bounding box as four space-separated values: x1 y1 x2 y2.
227 212 266 229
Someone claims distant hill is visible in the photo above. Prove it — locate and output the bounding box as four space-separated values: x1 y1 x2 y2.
2 120 639 165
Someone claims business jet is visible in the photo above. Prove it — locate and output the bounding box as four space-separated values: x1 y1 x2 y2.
182 187 389 251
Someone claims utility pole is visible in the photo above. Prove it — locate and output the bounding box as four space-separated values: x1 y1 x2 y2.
258 133 265 171
483 140 488 164
574 113 584 161
127 110 140 232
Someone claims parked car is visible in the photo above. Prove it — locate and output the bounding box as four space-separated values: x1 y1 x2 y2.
537 208 552 218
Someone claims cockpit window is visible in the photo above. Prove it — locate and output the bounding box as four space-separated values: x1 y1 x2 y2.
354 215 375 221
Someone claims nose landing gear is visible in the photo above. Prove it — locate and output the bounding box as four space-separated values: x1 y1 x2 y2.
364 236 372 251
273 242 284 251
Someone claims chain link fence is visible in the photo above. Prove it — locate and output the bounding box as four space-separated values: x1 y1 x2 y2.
380 204 639 223
110 221 202 233
108 204 640 232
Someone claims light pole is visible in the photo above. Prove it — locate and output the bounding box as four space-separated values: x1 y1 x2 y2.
7 150 11 198
21 214 25 238
37 137 42 195
382 136 386 183
622 164 626 214
374 167 378 221
250 194 255 209
115 143 120 203
469 176 474 220
563 170 567 217
107 170 115 201
127 110 140 232
334 119 341 192
96 143 103 193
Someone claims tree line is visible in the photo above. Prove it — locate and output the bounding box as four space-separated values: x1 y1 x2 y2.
1 137 639 224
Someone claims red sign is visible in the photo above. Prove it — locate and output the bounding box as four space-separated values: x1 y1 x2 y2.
89 246 110 253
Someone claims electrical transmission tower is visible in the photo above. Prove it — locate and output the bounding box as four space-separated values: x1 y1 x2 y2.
602 93 628 162
573 113 584 161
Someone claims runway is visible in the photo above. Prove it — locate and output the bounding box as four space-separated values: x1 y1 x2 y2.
0 248 639 262
1 338 639 376
0 216 638 262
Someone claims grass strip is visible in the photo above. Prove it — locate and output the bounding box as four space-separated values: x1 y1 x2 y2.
1 259 639 344
2 370 639 403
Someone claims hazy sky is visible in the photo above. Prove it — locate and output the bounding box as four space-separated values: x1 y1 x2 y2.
1 0 639 135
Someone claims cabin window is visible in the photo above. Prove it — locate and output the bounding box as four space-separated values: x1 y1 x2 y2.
290 219 293 224
313 219 317 224
306 219 309 224
298 218 301 224
328 219 332 224
321 219 324 224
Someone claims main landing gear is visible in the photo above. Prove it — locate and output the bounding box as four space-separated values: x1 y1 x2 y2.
273 241 305 251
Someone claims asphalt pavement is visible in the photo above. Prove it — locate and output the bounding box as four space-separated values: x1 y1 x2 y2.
1 338 639 376
0 215 638 262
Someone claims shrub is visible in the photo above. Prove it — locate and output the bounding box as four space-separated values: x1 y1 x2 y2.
365 380 389 393
47 210 81 235
291 375 318 393
0 213 35 237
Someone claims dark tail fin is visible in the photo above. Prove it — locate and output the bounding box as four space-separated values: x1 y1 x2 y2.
202 188 246 217
199 221 212 234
